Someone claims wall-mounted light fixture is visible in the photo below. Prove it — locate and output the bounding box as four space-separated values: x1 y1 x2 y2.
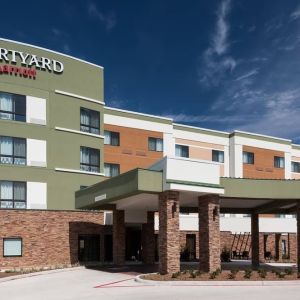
213 206 219 221
172 202 177 218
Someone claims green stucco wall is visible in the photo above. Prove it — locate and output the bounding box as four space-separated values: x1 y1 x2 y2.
0 39 105 209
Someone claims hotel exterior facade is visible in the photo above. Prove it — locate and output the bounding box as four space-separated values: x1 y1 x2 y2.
1 38 300 273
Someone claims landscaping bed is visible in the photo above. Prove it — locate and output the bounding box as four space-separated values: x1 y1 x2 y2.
0 271 21 278
143 269 300 281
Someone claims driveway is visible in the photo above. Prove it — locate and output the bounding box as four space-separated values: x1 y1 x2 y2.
0 267 300 300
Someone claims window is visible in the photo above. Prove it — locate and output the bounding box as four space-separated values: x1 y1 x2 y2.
0 181 26 209
175 145 189 158
212 150 224 163
274 156 285 168
0 136 26 165
292 161 300 173
80 147 100 173
104 163 120 177
80 108 100 134
3 238 22 257
0 92 26 122
148 137 163 152
243 151 254 164
104 131 120 146
282 240 287 256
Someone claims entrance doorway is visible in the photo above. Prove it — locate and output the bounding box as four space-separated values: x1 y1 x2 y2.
104 234 113 262
126 227 141 261
78 234 100 262
186 234 196 261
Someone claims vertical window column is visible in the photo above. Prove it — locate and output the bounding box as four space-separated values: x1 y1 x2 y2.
80 147 100 173
0 181 26 209
0 136 26 165
104 131 120 146
175 145 189 158
0 92 26 122
80 108 100 134
104 163 120 177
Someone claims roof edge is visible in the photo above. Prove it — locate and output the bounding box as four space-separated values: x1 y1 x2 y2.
0 37 104 70
104 106 173 122
230 130 291 144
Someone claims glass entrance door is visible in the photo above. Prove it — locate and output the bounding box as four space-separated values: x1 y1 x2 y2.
78 234 100 262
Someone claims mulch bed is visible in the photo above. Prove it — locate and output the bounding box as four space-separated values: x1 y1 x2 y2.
0 272 21 278
143 270 300 281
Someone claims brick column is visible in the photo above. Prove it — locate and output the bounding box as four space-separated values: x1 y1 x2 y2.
142 211 155 264
158 191 180 275
113 210 125 265
297 204 300 271
251 213 264 268
275 233 282 262
198 194 221 272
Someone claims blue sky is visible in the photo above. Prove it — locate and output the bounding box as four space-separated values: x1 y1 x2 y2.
2 0 300 142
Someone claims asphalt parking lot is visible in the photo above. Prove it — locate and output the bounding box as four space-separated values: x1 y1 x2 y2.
1 267 300 300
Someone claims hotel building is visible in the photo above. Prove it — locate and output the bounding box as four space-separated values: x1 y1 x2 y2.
0 38 300 273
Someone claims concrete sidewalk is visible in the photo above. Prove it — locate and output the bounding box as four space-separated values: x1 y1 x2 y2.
0 267 300 300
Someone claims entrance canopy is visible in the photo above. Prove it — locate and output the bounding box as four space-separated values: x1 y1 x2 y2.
76 156 300 220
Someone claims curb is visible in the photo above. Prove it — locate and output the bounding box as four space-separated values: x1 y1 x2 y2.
135 274 300 286
0 266 85 284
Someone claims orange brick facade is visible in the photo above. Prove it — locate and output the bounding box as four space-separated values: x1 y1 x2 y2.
104 124 164 173
243 145 285 179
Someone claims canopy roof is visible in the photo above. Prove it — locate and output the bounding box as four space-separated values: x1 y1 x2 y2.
76 168 300 215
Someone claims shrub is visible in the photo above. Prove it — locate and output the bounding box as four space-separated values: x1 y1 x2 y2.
190 271 197 278
297 272 300 279
258 269 267 279
285 268 293 275
172 271 181 279
209 271 218 279
244 269 252 279
228 269 238 279
215 268 222 275
278 272 285 279
220 247 231 262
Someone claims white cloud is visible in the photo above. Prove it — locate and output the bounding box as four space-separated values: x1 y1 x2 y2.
235 69 259 81
198 0 236 87
163 88 300 141
212 0 231 55
290 5 300 21
238 90 300 139
50 28 71 53
162 112 246 125
248 25 256 32
88 2 116 31
106 98 127 109
51 28 62 37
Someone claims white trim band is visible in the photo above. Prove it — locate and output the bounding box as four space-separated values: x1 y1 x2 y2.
55 168 105 176
232 130 292 143
173 123 229 135
105 106 173 121
55 127 104 139
55 90 105 105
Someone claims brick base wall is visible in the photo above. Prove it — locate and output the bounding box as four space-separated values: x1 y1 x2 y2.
0 209 111 269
